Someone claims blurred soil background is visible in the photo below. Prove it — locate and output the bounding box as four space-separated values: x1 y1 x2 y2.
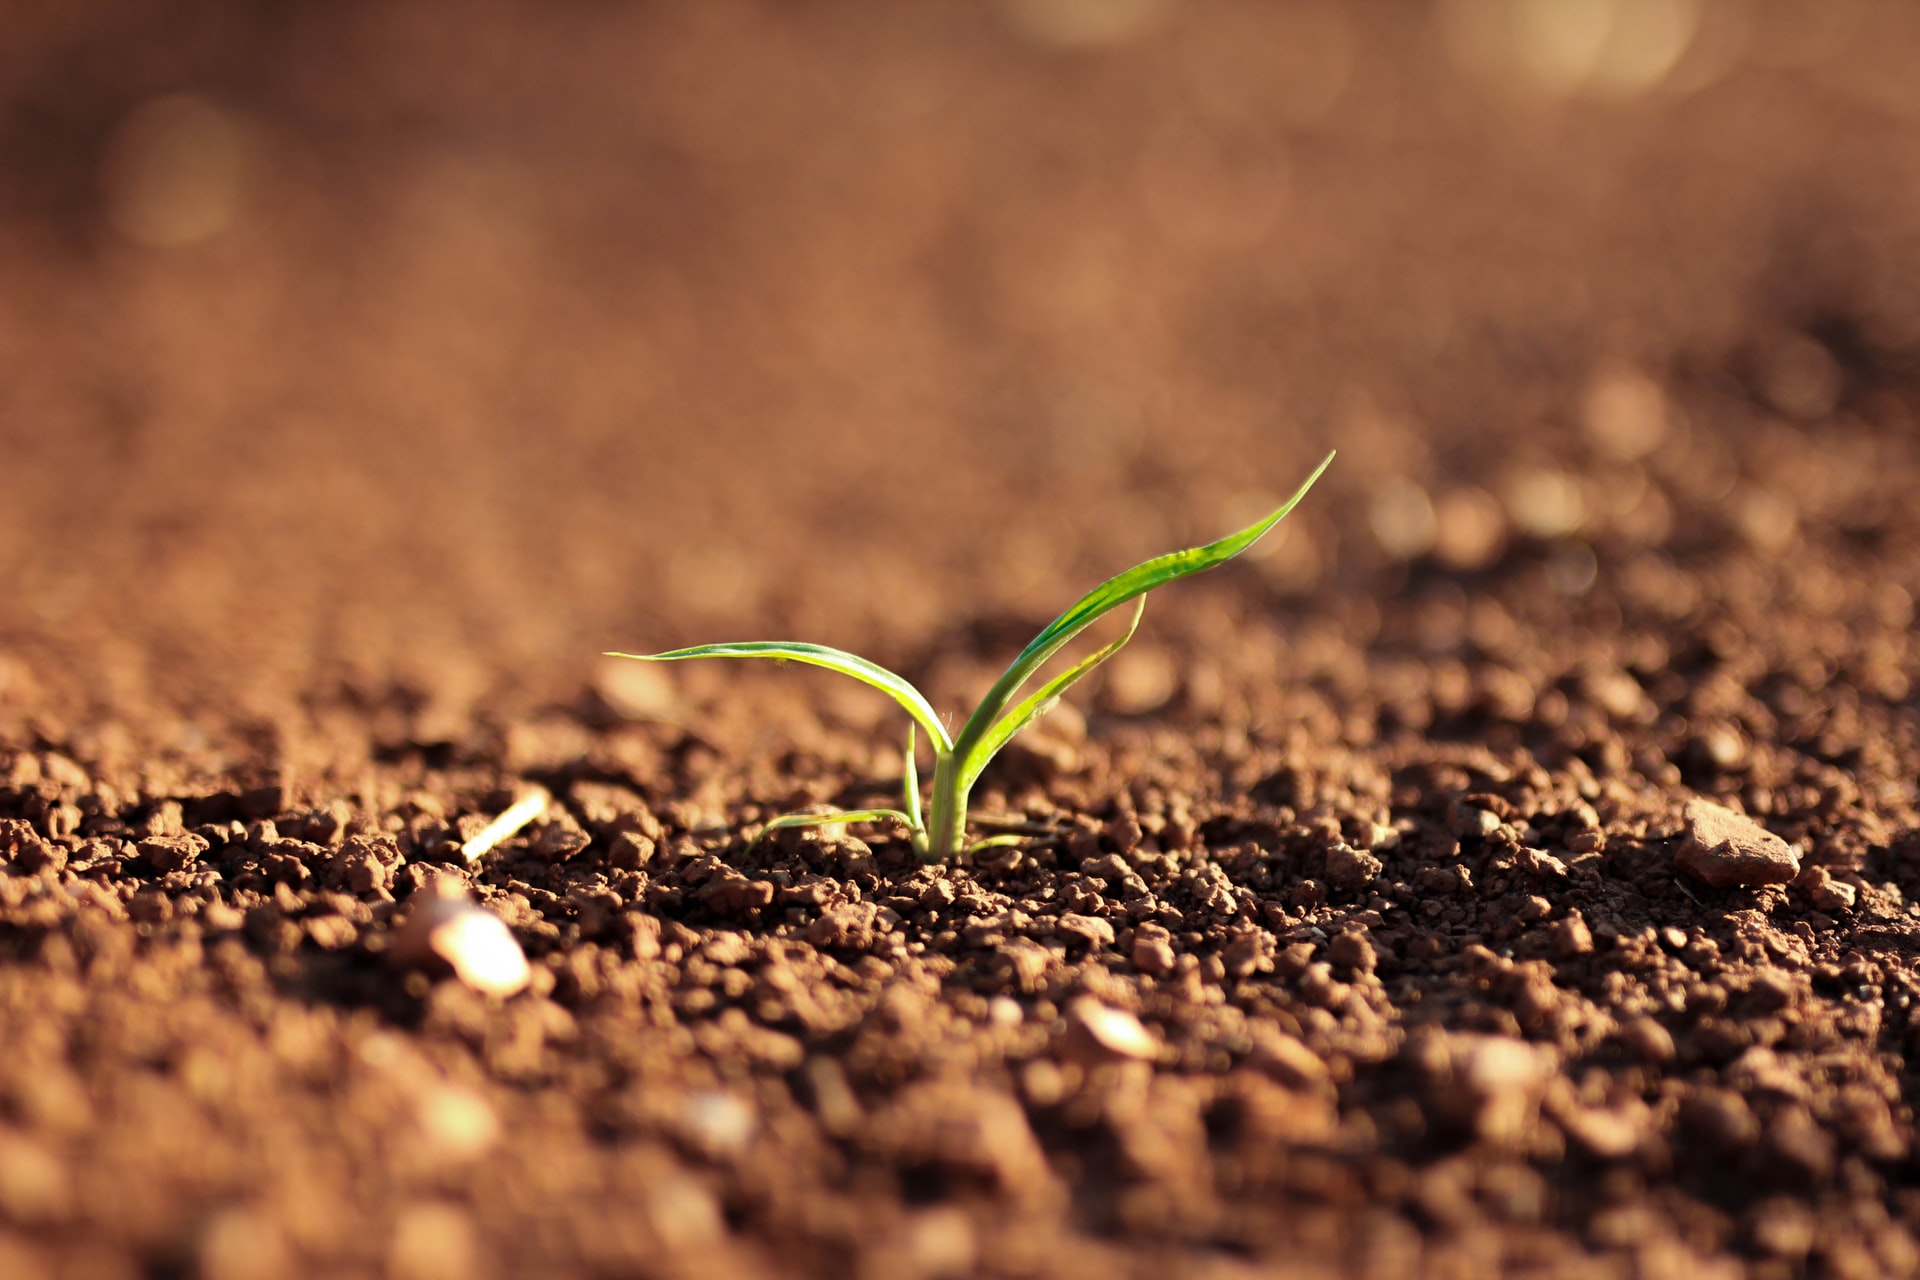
2 0 1914 742
3 1 1920 1277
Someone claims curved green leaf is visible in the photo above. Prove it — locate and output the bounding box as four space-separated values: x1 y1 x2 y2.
606 642 952 753
951 449 1334 760
966 833 1033 855
752 807 922 849
961 596 1143 791
903 724 924 831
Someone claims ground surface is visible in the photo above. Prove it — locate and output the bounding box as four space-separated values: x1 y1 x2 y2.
5 2 1920 1277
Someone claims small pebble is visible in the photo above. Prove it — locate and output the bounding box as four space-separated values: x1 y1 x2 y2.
0 1132 68 1224
1458 1037 1553 1145
903 1208 976 1279
679 1090 756 1158
1409 1031 1553 1147
1130 925 1177 975
198 1209 293 1280
1251 1030 1329 1092
99 94 251 249
1699 725 1747 768
1450 805 1502 840
1680 1088 1760 1151
137 832 209 874
645 1178 725 1250
388 1202 479 1280
1766 1105 1836 1182
1222 933 1275 977
1329 930 1376 974
1100 814 1144 854
1619 1016 1675 1064
1055 913 1115 948
1556 1101 1648 1160
415 1084 500 1162
1063 998 1158 1062
803 1058 863 1136
1798 866 1858 913
1748 1197 1817 1259
391 878 531 998
1551 914 1594 958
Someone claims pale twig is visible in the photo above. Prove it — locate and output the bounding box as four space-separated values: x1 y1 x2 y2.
459 786 551 864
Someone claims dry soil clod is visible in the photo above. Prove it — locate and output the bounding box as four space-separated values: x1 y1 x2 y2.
1673 798 1801 888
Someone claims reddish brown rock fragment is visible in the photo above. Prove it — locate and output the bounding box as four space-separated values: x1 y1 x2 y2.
1130 923 1177 974
1327 930 1375 974
1679 1088 1760 1152
1323 843 1381 892
1054 912 1114 948
136 832 208 874
1551 913 1594 958
1551 1096 1651 1160
1224 931 1278 977
1619 1016 1676 1065
1674 799 1800 887
1249 1029 1330 1092
1796 866 1858 912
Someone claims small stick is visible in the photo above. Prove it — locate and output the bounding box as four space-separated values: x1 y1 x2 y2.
459 786 551 864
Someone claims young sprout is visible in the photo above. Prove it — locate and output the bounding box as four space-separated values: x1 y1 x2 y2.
608 451 1334 862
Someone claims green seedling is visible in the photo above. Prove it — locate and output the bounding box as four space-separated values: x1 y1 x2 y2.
608 451 1335 862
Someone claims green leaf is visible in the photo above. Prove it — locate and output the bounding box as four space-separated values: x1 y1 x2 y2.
902 724 924 831
965 833 1032 855
606 642 953 753
952 449 1334 758
961 597 1142 791
752 807 920 848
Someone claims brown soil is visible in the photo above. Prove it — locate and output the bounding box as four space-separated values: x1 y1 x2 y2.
5 3 1920 1277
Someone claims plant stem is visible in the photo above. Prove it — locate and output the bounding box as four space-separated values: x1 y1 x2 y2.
926 752 969 862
